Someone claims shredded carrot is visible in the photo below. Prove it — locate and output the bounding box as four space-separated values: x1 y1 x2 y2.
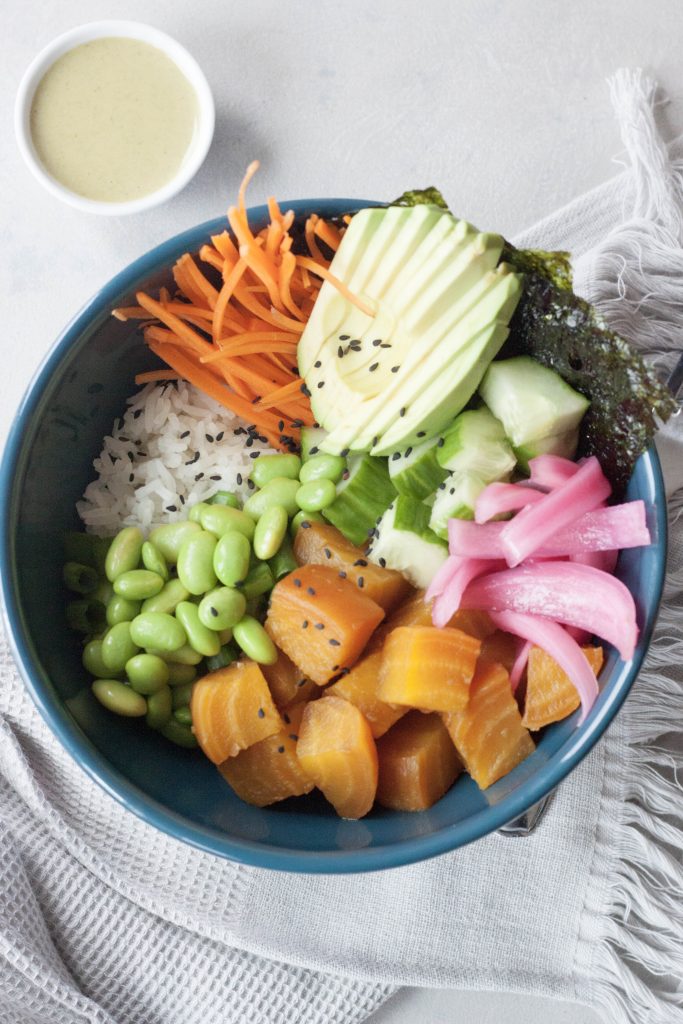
124 163 356 450
135 369 182 384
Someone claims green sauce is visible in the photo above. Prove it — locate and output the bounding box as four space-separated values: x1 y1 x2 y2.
30 37 199 203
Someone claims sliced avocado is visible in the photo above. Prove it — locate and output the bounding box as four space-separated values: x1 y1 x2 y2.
428 472 487 539
300 426 327 461
367 498 448 589
437 406 516 481
479 356 590 447
297 204 523 454
514 426 580 472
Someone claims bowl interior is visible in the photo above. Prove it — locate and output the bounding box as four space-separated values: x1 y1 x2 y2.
0 199 667 871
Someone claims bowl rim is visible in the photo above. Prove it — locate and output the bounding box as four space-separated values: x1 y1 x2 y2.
14 19 215 216
0 200 668 872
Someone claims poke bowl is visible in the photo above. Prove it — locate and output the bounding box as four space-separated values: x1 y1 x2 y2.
0 191 669 872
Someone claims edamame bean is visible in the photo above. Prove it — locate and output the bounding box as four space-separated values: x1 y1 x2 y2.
167 664 197 688
250 453 302 488
160 719 198 748
101 622 140 673
173 705 193 726
213 531 251 587
176 530 217 595
289 509 325 537
130 612 186 653
141 541 169 581
149 521 201 563
296 479 337 512
105 526 144 582
298 453 346 484
63 561 100 595
82 639 112 678
198 587 247 631
188 502 210 524
150 644 204 666
175 602 220 658
106 594 141 626
141 578 189 615
253 505 288 561
171 680 194 708
207 490 239 508
205 644 239 672
92 679 147 717
113 569 164 601
241 562 274 600
232 615 278 664
125 653 169 694
66 599 107 634
199 504 255 540
244 477 300 520
145 685 172 729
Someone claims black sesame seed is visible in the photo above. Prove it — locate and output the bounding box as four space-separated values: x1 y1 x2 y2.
372 338 382 347
391 452 401 461
439 482 446 490
357 576 365 589
314 360 322 368
314 622 325 630
292 418 304 429
450 487 455 495
195 472 204 481
283 712 291 725
331 665 340 672
210 474 221 481
179 495 185 505
249 451 260 459
133 409 142 419
234 426 246 436
129 473 134 483
301 521 311 529
247 479 255 490
180 430 190 439
127 451 135 462
340 448 350 458
166 505 177 512
257 708 265 719
289 733 298 742
353 559 367 567
309 445 319 455
245 436 253 448
329 638 341 646
251 397 261 405
236 473 243 485
372 436 378 447
277 745 285 754
338 571 347 579
297 678 307 687
378 557 387 568
216 431 224 441
337 346 344 358
210 607 218 617
137 451 147 458
399 407 406 417
324 547 332 559
307 586 316 596
300 383 311 397
380 342 392 349
391 365 400 373
405 447 413 457
317 381 325 389
367 527 376 537
293 578 302 587
205 433 214 443
302 620 309 629
278 420 284 431
339 334 350 341
369 362 379 372
417 431 426 438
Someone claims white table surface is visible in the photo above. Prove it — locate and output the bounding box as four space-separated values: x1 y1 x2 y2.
3 1 682 1020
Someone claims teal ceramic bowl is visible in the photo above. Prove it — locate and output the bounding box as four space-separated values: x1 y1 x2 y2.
0 200 667 872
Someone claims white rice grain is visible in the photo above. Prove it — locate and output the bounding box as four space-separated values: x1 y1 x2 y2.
77 382 277 535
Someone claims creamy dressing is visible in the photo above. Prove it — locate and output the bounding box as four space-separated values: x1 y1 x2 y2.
30 38 199 202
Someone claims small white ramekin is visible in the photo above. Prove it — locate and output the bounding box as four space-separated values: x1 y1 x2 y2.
14 20 215 216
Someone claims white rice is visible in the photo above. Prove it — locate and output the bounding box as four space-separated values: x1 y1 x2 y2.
77 382 276 535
